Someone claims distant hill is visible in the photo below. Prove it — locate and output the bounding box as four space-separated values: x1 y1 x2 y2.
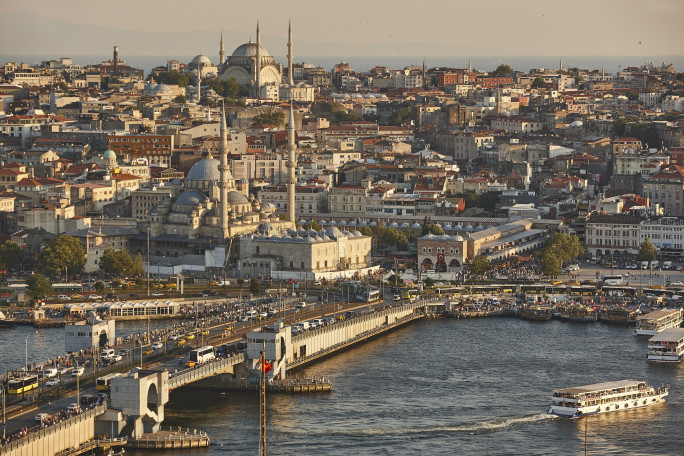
0 11 498 58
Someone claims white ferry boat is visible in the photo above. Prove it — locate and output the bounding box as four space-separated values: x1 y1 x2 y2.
647 328 684 362
635 309 683 336
548 380 668 418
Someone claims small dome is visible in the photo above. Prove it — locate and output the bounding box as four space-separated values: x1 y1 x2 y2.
226 191 249 205
175 190 207 206
154 84 173 93
231 42 270 58
410 222 421 229
187 157 221 181
103 149 116 159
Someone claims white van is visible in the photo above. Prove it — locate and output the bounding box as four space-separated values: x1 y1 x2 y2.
313 318 325 327
641 261 649 270
43 368 58 379
100 349 115 360
663 261 672 270
651 260 659 269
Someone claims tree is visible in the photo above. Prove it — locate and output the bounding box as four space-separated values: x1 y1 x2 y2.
199 97 216 107
252 109 286 128
492 64 514 76
40 235 85 278
638 238 657 262
0 241 24 270
540 251 562 277
99 248 144 277
303 220 322 231
468 256 491 277
541 233 584 265
249 278 261 295
389 107 413 126
173 94 186 104
531 77 545 89
27 273 52 301
156 70 190 87
423 277 435 289
421 217 444 236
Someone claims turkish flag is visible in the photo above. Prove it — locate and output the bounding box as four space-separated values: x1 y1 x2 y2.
262 359 272 374
437 253 445 264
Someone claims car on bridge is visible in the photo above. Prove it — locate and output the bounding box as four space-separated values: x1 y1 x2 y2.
46 379 60 387
152 342 163 350
35 413 49 422
142 349 154 356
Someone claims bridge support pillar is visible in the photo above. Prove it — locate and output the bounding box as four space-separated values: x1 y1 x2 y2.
109 368 169 438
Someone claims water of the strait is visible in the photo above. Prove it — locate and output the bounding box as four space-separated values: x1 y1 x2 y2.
145 318 684 455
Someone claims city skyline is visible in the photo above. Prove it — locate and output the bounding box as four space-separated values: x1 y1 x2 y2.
2 0 683 58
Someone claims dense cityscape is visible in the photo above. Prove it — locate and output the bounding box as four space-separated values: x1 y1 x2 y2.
0 10 684 456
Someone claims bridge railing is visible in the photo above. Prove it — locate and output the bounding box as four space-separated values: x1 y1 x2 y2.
291 300 431 343
168 353 245 389
0 404 106 452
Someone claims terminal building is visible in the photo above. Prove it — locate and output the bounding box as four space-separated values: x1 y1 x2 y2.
65 314 116 352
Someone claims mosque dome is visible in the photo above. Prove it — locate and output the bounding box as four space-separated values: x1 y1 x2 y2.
225 191 249 205
103 150 116 159
187 157 221 181
190 53 212 65
175 190 208 206
231 42 270 58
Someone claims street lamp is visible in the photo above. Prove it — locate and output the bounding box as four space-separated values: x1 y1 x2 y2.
147 228 151 297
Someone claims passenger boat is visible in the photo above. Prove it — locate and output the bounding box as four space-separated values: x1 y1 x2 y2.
560 304 597 322
598 306 638 325
647 328 684 362
519 305 553 321
635 309 683 336
548 380 668 418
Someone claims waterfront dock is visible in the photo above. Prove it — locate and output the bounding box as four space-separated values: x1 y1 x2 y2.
125 427 209 450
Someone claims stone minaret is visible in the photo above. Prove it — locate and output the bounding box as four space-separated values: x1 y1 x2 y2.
256 21 261 89
287 19 294 85
219 104 230 240
286 102 297 222
468 56 471 73
197 65 202 102
113 46 119 73
219 30 225 64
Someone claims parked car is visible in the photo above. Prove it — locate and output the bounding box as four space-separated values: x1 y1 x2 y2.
151 292 164 297
89 294 102 300
57 295 71 300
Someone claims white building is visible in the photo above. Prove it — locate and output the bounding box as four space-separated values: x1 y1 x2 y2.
65 314 116 352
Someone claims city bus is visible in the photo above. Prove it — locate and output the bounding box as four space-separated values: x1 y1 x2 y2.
189 345 215 365
8 375 39 394
96 373 123 391
602 286 637 297
356 287 380 302
52 283 84 293
401 289 420 300
602 275 624 285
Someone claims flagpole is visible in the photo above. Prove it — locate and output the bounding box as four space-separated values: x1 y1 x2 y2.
260 349 266 456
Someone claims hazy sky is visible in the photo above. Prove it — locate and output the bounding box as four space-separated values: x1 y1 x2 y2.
2 0 683 56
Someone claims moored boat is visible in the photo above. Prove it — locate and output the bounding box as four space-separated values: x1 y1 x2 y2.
635 309 683 336
647 328 684 362
548 380 668 418
598 306 638 325
519 305 553 321
560 304 597 322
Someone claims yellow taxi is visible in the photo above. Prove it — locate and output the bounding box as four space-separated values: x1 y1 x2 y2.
176 339 186 346
185 334 195 340
184 360 196 368
142 349 154 356
209 281 218 286
201 330 209 335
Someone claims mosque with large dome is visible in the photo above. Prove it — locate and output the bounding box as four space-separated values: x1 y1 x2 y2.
146 108 290 241
218 22 283 98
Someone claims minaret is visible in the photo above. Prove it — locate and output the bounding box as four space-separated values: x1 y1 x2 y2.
422 58 427 88
559 58 563 72
197 65 202 102
255 21 261 89
219 104 230 241
286 102 297 222
219 30 225 64
287 19 294 86
468 56 471 73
